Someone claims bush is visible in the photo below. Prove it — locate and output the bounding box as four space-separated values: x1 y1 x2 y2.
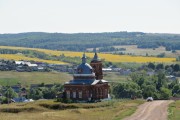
56 98 73 103
0 96 8 104
160 87 171 100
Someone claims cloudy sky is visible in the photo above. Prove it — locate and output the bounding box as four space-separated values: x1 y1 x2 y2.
0 0 180 33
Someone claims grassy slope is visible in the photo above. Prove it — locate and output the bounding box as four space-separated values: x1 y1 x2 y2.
0 71 129 86
0 99 144 120
168 100 180 120
0 71 72 86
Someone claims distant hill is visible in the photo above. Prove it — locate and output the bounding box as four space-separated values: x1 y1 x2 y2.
0 32 180 51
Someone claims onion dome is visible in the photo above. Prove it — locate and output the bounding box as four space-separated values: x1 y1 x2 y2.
76 53 93 74
91 51 101 62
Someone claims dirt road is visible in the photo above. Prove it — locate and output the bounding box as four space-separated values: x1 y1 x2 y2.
123 100 173 120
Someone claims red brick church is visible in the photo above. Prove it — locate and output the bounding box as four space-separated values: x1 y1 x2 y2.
64 52 109 101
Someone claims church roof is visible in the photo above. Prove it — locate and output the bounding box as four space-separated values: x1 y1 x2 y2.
65 79 108 85
75 53 93 74
91 79 108 85
76 63 93 74
65 79 94 85
91 52 101 62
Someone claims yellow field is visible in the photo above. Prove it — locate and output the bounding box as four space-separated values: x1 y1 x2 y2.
0 54 67 64
0 46 176 63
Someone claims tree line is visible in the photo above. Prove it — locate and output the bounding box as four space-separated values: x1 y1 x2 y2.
112 71 180 100
0 32 180 51
0 83 63 104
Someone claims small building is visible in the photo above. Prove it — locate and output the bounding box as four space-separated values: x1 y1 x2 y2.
119 69 132 75
102 68 112 72
166 75 176 81
64 53 109 101
11 85 21 93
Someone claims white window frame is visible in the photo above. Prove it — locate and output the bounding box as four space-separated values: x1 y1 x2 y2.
66 91 70 98
79 91 82 98
73 91 76 98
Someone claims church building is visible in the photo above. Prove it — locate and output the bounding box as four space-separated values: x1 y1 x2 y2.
64 52 109 101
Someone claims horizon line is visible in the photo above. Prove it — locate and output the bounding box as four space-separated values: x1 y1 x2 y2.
0 31 180 35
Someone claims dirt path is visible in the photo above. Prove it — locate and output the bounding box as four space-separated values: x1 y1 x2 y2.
123 100 173 120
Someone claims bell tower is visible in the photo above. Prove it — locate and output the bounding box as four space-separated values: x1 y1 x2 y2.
90 52 103 80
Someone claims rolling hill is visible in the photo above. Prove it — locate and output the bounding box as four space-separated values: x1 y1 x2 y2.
0 32 180 51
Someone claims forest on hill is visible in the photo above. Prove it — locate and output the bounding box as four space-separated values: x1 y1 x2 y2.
0 32 180 51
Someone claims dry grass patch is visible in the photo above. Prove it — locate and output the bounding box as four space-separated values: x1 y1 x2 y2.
0 99 145 120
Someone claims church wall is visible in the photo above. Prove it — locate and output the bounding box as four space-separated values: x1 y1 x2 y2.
64 83 109 101
64 85 91 101
90 61 103 80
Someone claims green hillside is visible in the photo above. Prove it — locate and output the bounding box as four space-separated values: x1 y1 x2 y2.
0 32 180 51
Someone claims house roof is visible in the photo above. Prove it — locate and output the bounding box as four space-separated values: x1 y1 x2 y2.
27 64 38 67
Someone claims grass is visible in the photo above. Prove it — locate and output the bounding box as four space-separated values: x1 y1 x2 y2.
168 100 180 120
103 72 130 83
0 71 129 86
0 78 19 86
0 99 145 120
0 71 72 86
113 45 180 58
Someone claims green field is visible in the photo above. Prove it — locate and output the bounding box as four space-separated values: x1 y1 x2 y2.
168 100 180 120
0 71 72 86
103 72 130 83
94 45 180 58
0 99 144 120
0 71 128 86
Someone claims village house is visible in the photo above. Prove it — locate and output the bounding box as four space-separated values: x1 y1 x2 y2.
64 52 109 102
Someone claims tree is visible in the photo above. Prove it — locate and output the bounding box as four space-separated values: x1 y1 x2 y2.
156 63 164 70
168 79 179 89
156 72 167 90
148 63 155 70
173 64 180 72
42 88 56 99
112 82 142 99
157 53 165 58
130 72 147 88
172 84 180 95
142 85 156 99
28 88 43 100
4 87 17 99
160 87 171 100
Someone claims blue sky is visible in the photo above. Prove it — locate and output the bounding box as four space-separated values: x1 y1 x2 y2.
0 0 180 33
